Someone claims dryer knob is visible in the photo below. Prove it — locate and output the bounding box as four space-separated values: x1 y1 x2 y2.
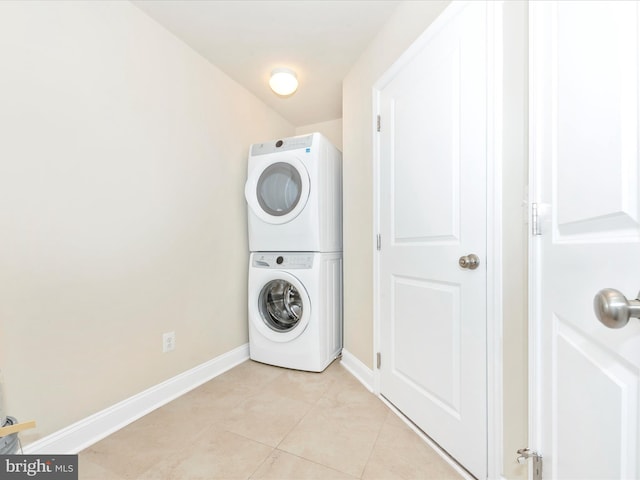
276 256 284 265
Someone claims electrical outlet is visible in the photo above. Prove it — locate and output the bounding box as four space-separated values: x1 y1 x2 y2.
162 331 176 353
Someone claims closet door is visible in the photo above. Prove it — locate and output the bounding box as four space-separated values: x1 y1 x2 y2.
531 1 640 478
377 2 488 477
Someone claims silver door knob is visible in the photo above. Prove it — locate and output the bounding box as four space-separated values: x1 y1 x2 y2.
593 288 640 329
458 254 480 270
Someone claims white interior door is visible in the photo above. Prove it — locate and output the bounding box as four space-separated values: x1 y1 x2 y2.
531 1 640 478
377 2 488 478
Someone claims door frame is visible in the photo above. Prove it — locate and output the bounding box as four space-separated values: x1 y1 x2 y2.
371 1 504 478
527 0 543 464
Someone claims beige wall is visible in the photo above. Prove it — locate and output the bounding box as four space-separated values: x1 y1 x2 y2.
342 1 528 478
296 119 343 151
501 2 528 478
0 1 294 443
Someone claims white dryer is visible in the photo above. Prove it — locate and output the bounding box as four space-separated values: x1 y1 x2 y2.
245 133 342 252
248 251 343 372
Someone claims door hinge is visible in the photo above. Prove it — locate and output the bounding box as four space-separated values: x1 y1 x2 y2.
376 234 381 251
376 115 381 132
531 202 542 236
517 448 542 480
376 352 381 369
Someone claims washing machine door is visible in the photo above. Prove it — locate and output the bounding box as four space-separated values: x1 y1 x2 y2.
244 156 310 225
252 271 311 342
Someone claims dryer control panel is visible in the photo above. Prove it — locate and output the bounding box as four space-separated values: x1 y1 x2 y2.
250 134 314 156
252 253 314 269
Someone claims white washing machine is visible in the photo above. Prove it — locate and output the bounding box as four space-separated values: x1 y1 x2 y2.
248 251 343 372
245 133 342 252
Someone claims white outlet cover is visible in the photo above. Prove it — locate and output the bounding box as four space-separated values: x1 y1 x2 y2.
162 332 176 352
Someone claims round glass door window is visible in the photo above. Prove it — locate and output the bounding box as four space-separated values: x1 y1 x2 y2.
256 162 302 216
259 279 304 332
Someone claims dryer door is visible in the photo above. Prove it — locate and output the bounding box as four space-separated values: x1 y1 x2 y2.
245 156 310 225
251 270 311 342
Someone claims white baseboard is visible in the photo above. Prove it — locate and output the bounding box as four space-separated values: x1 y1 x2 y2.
339 349 374 392
23 343 250 454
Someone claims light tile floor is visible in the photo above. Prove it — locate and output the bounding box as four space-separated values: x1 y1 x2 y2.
79 360 463 479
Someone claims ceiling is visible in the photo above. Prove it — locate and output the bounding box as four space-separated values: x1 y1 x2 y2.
132 0 401 126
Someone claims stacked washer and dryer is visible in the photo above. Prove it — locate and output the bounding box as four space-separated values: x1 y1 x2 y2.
245 133 343 372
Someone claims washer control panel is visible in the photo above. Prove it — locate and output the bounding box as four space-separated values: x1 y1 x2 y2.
252 253 314 269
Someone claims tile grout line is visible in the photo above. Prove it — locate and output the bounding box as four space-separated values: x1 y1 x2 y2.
273 448 361 479
356 408 391 479
246 444 278 480
271 375 333 451
268 370 361 478
246 364 325 479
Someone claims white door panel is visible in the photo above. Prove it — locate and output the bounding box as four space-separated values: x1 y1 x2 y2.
532 1 640 478
390 40 460 243
554 1 639 238
378 2 488 477
391 277 462 415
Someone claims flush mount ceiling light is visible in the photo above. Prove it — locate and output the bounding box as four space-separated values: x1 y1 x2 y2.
269 68 298 96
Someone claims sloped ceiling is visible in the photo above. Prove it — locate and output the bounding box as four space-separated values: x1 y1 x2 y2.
132 0 401 126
